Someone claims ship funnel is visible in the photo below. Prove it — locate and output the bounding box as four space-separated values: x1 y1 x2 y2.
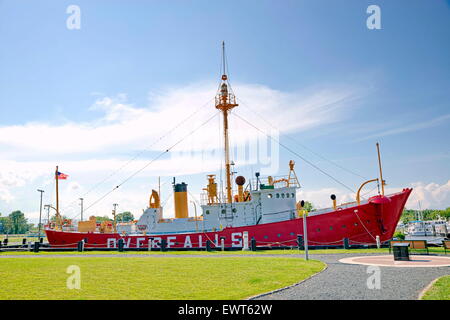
174 182 189 219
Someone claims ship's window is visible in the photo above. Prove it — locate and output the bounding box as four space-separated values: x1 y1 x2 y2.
206 210 210 214
342 225 346 228
316 228 321 232
291 193 295 198
354 222 358 226
366 220 371 224
221 209 226 214
286 193 290 198
264 235 268 239
276 193 280 198
277 233 281 237
267 194 273 199
281 193 285 198
290 232 295 236
329 226 333 230
232 208 237 213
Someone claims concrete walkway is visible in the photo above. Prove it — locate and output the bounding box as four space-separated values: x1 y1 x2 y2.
253 254 450 300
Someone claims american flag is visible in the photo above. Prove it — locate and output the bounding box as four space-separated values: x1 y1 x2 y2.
57 171 69 180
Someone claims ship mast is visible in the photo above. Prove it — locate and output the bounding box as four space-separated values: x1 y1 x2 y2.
215 42 238 203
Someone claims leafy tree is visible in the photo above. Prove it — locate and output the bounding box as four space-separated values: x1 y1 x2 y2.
116 211 134 222
303 201 314 212
8 211 29 234
393 231 405 240
95 216 112 222
401 207 450 223
50 215 68 222
0 213 7 233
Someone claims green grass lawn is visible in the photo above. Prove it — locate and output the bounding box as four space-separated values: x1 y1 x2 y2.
1 247 447 255
1 234 47 244
0 257 325 300
421 275 450 300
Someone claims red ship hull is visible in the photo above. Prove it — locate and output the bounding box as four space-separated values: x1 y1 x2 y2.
45 189 412 249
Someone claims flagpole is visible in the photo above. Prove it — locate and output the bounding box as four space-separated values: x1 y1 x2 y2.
55 165 59 229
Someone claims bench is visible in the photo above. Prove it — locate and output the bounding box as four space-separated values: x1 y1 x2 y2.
443 240 450 255
389 240 429 255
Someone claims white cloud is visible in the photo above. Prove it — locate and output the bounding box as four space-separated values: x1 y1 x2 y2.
0 82 357 157
0 81 360 221
297 181 450 211
406 180 450 210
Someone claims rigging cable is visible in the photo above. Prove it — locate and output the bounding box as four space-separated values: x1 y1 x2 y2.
235 97 368 180
62 97 215 215
71 111 221 219
232 112 357 194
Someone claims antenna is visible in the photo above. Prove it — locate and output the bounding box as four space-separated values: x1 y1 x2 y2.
222 41 226 76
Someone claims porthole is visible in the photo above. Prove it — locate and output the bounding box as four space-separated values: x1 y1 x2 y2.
221 209 226 214
354 222 358 226
277 233 281 237
276 193 280 198
286 193 290 198
281 193 285 198
267 194 273 199
290 232 295 236
366 220 371 224
264 235 268 239
291 193 295 198
206 210 210 214
316 228 321 232
342 225 346 228
232 208 237 213
329 226 333 230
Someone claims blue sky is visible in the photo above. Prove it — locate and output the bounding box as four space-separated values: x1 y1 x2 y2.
0 0 449 223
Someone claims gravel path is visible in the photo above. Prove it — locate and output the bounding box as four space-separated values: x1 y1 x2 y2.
253 254 450 300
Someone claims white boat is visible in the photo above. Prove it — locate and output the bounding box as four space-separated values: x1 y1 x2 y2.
406 220 448 237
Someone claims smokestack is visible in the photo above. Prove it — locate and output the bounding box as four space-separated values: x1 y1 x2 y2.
174 182 189 219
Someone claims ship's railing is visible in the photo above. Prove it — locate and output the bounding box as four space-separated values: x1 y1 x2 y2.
249 175 294 189
215 93 237 107
200 192 223 206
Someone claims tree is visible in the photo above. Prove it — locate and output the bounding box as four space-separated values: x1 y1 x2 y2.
0 213 6 233
116 211 134 223
95 216 112 222
303 201 315 212
50 215 68 222
8 211 29 234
